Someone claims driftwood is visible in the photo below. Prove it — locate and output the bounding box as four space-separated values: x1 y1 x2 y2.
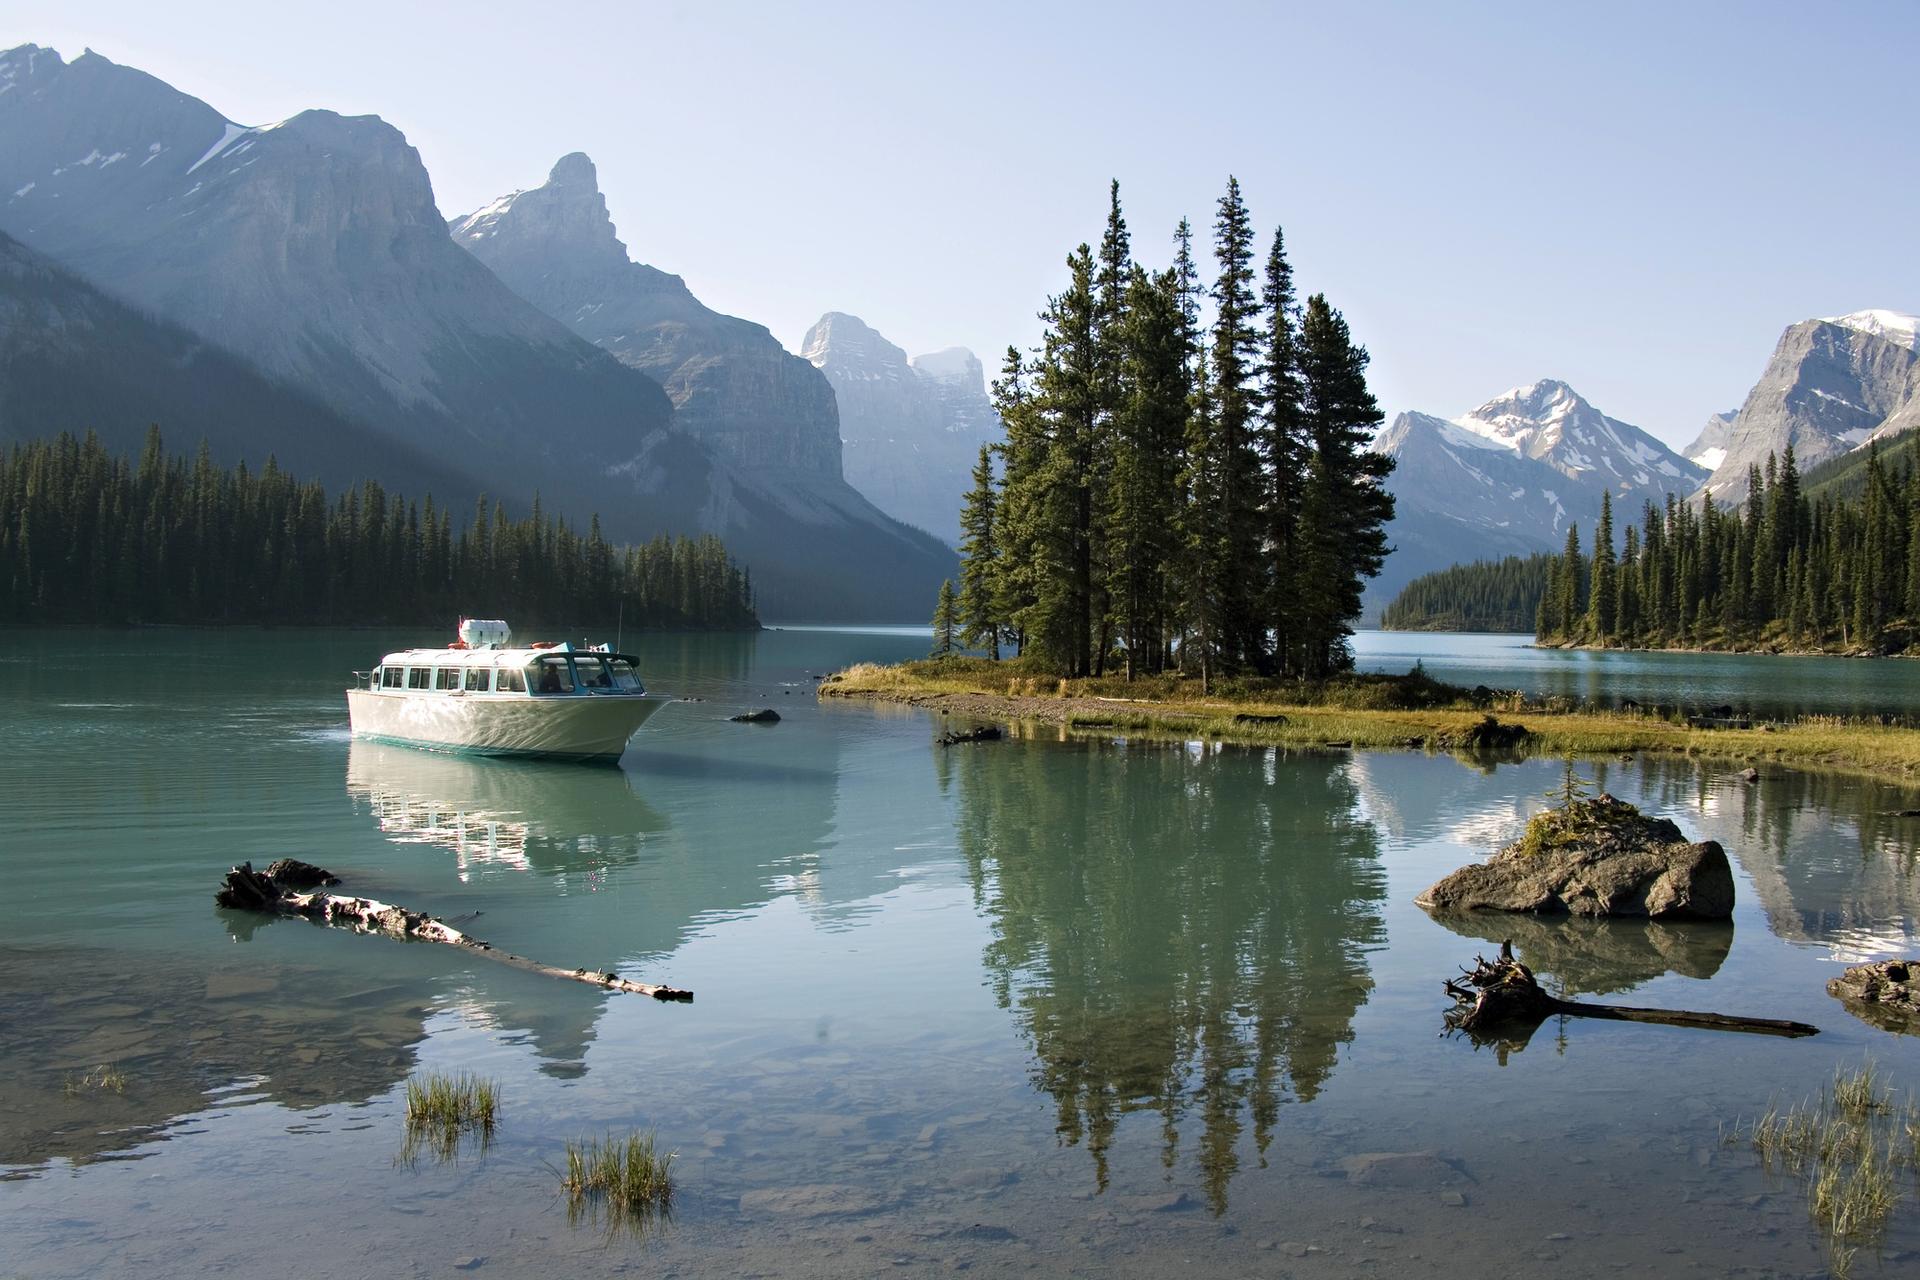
937 725 1002 746
1443 941 1814 1042
216 861 692 1001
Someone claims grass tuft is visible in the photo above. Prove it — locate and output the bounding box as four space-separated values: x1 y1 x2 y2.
561 1130 675 1226
400 1070 498 1164
62 1065 128 1097
1734 1061 1913 1274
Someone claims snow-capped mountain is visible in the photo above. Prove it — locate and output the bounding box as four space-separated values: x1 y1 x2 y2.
1698 310 1920 500
801 314 1002 547
1369 380 1706 617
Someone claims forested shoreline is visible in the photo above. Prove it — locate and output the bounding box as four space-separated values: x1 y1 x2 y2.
0 430 759 629
1379 554 1554 633
932 179 1394 685
1378 437 1920 655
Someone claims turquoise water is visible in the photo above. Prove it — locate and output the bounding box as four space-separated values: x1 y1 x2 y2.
3 627 1919 1277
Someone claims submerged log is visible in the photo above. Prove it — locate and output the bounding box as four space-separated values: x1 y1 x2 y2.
1443 941 1815 1041
215 862 692 1001
936 725 1003 746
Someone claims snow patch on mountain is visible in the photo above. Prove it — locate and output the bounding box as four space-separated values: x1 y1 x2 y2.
1820 309 1920 352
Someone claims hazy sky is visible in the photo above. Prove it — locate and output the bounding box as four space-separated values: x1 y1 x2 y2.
16 1 1920 448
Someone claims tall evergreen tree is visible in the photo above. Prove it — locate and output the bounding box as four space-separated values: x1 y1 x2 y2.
1259 226 1308 674
956 445 1003 659
1588 490 1616 642
1293 295 1394 676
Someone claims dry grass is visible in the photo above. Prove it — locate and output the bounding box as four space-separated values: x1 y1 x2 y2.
400 1070 498 1164
62 1065 128 1097
820 660 1920 782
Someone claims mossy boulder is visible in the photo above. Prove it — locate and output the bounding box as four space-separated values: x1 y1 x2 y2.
1415 794 1733 920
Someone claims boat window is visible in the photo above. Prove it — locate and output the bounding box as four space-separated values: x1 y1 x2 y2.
608 659 643 691
465 668 492 692
382 667 403 689
407 667 430 690
531 656 574 695
573 656 613 690
436 668 461 691
497 668 525 693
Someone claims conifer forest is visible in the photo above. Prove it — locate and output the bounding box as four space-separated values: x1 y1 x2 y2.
947 179 1395 683
0 430 759 629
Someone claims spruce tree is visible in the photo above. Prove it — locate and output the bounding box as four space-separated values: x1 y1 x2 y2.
956 445 1002 659
1205 176 1269 671
1260 226 1307 674
931 579 958 657
1588 490 1616 642
1294 294 1394 676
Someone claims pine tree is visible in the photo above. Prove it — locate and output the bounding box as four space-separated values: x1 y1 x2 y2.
1107 267 1187 677
931 579 958 657
1204 176 1269 671
1588 490 1616 642
956 445 1002 659
1260 225 1307 674
1557 524 1583 637
1294 294 1394 676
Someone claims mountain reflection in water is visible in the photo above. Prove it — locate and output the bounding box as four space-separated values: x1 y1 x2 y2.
949 737 1386 1212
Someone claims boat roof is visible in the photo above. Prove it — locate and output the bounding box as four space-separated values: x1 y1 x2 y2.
377 644 640 666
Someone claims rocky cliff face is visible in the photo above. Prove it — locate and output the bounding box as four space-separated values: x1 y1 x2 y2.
451 154 843 477
0 44 955 619
802 314 1001 546
1699 311 1920 501
0 230 465 493
1369 381 1705 616
0 45 679 495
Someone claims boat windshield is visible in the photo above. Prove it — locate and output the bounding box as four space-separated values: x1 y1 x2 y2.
573 656 613 691
530 656 574 695
609 658 643 692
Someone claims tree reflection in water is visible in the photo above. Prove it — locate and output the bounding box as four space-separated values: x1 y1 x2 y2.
951 736 1386 1212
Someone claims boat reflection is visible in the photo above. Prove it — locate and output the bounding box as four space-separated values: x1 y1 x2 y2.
346 739 668 880
951 737 1386 1213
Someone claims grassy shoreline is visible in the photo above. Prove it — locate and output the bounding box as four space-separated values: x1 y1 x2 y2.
819 659 1920 785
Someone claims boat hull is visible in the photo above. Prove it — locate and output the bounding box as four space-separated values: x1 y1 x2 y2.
346 689 668 763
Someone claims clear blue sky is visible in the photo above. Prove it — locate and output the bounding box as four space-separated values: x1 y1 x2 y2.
16 1 1920 448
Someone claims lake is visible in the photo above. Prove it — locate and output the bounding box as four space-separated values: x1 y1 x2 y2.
4 626 1919 1277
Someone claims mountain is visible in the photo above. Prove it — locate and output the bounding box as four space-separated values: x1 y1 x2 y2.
450 154 841 476
1697 310 1920 501
1370 380 1706 618
0 230 466 493
0 45 950 618
801 313 1002 546
1682 410 1737 473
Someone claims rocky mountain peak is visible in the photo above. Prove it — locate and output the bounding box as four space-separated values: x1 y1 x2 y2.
802 312 913 380
449 151 627 275
910 346 985 395
1819 309 1920 352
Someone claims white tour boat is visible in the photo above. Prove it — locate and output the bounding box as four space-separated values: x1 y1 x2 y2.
346 619 667 763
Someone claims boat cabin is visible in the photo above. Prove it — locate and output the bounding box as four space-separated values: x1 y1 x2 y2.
367 645 646 698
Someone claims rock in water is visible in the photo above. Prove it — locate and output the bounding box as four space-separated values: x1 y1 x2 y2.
1828 959 1920 1034
729 708 781 724
1415 794 1733 920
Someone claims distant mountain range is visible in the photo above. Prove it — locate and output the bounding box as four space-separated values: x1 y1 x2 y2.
1371 380 1706 616
1374 309 1920 621
800 313 1002 547
0 44 952 620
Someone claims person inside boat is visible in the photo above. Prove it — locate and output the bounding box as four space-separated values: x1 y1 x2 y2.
534 657 574 695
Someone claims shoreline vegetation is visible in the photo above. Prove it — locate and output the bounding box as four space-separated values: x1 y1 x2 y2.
819 657 1920 784
0 430 759 631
